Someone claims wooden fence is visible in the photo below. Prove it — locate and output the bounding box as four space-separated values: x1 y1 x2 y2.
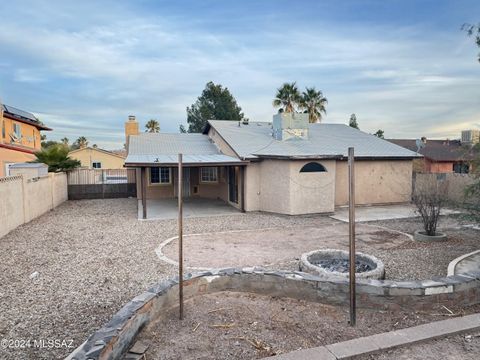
67 169 136 200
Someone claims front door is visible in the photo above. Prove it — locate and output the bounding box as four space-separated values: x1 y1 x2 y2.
228 166 238 204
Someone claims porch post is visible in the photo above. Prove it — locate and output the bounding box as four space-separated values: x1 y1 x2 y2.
240 166 245 212
141 167 147 219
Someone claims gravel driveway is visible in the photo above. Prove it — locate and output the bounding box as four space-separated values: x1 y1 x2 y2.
0 199 478 359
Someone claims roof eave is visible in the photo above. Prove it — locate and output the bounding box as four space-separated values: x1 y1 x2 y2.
3 113 52 131
125 160 248 167
253 154 421 161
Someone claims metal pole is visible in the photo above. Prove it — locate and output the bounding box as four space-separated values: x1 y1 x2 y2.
141 167 147 219
348 147 356 326
178 154 184 320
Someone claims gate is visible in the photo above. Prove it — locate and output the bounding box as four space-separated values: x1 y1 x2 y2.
67 169 136 200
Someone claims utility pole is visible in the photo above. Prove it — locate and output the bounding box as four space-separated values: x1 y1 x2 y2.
348 147 356 326
178 154 184 320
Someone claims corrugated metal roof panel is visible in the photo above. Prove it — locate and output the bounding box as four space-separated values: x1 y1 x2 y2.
9 162 48 168
208 120 420 159
126 133 243 165
128 133 220 155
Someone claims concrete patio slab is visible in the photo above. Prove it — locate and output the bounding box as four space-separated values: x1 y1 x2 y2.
271 347 336 360
331 204 459 222
138 198 242 220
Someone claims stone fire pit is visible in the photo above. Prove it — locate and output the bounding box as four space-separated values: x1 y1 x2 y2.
299 249 385 280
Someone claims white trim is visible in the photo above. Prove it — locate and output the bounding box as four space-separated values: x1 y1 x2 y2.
199 166 218 184
148 167 172 186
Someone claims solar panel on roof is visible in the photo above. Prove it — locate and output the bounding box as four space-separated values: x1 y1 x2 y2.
4 104 38 122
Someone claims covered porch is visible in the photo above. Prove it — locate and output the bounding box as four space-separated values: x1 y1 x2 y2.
127 155 248 220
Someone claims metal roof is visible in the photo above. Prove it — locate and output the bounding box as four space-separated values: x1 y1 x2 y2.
125 133 244 166
207 120 421 159
9 162 47 168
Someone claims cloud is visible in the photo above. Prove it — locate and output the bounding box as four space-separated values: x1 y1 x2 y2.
0 1 479 149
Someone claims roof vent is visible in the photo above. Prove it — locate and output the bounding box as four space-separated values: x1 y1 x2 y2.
272 113 309 141
415 138 426 152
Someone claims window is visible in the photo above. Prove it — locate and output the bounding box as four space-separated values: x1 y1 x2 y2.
13 123 21 138
92 162 102 169
200 167 218 182
300 162 327 173
1 121 5 139
151 167 171 184
453 163 469 174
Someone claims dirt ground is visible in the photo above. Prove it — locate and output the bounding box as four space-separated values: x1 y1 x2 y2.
136 291 480 360
162 222 408 269
0 199 478 359
162 215 480 280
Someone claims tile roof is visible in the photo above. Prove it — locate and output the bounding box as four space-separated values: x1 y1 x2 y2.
207 120 420 159
387 139 474 162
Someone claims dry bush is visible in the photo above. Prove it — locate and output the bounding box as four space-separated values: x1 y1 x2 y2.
413 179 448 236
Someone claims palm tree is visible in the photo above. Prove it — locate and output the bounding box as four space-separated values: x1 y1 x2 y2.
145 119 160 133
273 82 301 113
33 144 81 172
300 87 328 123
75 136 88 148
61 137 69 146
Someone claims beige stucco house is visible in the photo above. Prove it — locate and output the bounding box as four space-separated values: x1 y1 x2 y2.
124 113 419 218
69 147 125 169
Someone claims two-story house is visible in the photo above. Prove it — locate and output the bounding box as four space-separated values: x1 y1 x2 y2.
0 104 51 177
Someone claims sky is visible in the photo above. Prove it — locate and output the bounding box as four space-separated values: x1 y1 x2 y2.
0 0 479 150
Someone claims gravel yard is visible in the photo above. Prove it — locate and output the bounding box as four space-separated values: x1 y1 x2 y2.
0 198 478 359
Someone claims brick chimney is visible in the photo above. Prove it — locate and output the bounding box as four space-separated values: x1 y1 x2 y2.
125 115 139 151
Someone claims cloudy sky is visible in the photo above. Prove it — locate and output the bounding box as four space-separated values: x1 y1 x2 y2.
0 0 479 149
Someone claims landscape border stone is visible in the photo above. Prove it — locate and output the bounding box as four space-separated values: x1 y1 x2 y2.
67 267 480 360
413 230 447 242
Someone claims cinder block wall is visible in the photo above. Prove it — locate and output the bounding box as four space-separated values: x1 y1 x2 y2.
0 173 68 239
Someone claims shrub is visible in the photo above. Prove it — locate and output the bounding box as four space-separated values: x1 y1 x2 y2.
412 179 448 236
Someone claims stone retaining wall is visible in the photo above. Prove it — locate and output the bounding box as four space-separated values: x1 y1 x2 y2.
68 268 480 360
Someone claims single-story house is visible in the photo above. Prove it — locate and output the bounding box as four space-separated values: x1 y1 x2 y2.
69 146 126 169
387 138 474 174
124 113 420 217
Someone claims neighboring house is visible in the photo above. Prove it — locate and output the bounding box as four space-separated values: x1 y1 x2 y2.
387 137 475 174
125 113 419 217
69 147 126 169
0 104 51 177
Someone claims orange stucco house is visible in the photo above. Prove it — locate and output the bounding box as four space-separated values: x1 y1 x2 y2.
0 104 51 177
